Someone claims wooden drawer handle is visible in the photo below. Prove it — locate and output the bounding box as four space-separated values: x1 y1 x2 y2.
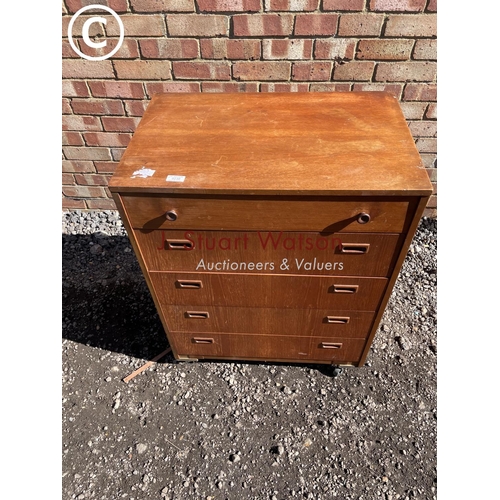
185 311 209 319
320 342 343 349
357 212 371 224
332 284 359 294
166 239 193 250
192 337 214 344
165 210 178 221
326 316 350 324
176 280 203 289
340 243 370 254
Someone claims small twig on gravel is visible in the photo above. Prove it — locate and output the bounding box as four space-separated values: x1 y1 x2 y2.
123 348 172 383
165 437 183 452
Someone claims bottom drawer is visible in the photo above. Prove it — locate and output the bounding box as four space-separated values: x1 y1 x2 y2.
162 305 375 338
170 333 366 363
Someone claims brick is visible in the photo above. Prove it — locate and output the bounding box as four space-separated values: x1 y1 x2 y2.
310 83 351 91
62 115 102 131
403 83 436 101
385 14 436 37
106 15 166 36
333 61 375 80
413 39 437 60
352 83 403 98
202 82 260 92
198 0 261 11
62 80 90 97
421 153 436 168
431 181 437 194
233 14 294 36
130 0 195 11
124 100 150 116
263 39 313 60
369 0 426 11
315 38 355 60
292 62 333 81
261 83 309 91
294 14 338 36
62 60 114 78
173 61 231 80
409 120 436 137
63 14 106 39
323 0 364 10
415 139 437 154
375 61 436 81
233 61 291 80
84 132 132 147
400 101 427 119
426 195 437 208
62 98 72 114
167 14 229 36
74 174 110 186
145 82 200 96
423 207 436 218
63 132 85 146
338 14 384 36
89 81 145 98
425 102 436 119
71 99 125 115
102 117 141 132
94 161 119 173
74 39 139 60
140 39 199 59
62 197 87 210
425 167 437 181
114 60 172 80
426 0 437 12
62 173 75 185
201 39 260 60
62 39 78 58
62 160 96 173
62 186 108 198
265 0 318 11
65 0 129 14
86 198 117 210
357 39 414 60
111 148 126 161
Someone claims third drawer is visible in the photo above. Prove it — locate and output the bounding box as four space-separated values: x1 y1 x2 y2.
150 272 387 310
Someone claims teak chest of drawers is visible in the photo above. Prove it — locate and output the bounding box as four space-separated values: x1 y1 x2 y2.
109 92 432 367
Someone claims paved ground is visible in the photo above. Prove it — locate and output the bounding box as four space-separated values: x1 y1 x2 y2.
62 212 437 500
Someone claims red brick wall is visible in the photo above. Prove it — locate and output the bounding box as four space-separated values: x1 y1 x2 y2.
62 0 437 216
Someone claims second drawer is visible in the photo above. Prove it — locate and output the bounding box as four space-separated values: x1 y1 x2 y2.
150 272 387 310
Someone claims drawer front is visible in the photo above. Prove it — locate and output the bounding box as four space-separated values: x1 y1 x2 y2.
136 230 402 277
150 272 387 310
170 333 366 363
162 306 375 338
122 194 411 232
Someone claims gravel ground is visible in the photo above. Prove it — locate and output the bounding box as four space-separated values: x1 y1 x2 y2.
62 211 437 500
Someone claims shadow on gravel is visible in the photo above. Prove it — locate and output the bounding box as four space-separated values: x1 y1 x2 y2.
62 233 170 361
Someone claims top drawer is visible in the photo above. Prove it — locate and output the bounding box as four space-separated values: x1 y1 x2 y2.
121 194 415 233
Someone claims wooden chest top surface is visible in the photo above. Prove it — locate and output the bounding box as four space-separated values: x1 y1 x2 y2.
109 92 432 196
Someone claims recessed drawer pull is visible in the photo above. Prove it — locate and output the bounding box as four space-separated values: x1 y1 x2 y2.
176 280 203 289
326 316 350 324
333 284 359 294
166 239 193 250
185 311 209 319
340 243 370 254
357 212 371 224
192 337 214 344
320 342 343 349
